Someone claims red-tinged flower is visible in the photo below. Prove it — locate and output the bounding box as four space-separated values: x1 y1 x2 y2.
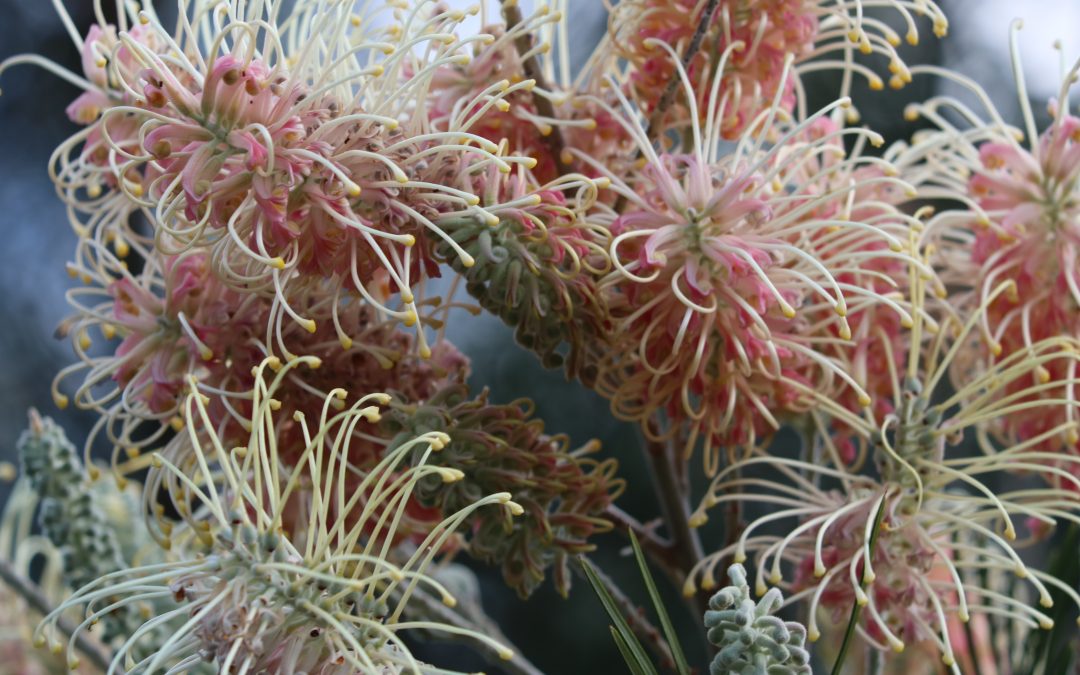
53 243 260 475
902 32 1080 463
687 289 1080 666
583 67 916 473
3 2 536 348
607 0 947 139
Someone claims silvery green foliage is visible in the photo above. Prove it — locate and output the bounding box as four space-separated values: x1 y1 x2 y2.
705 564 812 675
17 411 141 644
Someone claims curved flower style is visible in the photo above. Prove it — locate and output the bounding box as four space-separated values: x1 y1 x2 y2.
585 51 921 473
686 278 1080 667
607 0 948 139
899 28 1080 460
1 1 535 340
427 2 630 181
384 385 625 597
37 358 522 674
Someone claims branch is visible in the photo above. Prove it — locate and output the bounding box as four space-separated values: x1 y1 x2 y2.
642 0 720 138
404 586 546 675
613 0 720 215
0 558 113 673
642 423 709 621
501 0 572 175
575 556 678 672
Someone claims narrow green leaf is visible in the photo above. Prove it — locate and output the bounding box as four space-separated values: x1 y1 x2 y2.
830 490 889 675
629 530 691 675
580 557 658 675
610 626 653 675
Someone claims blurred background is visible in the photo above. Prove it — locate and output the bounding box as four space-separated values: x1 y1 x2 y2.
0 1 1075 673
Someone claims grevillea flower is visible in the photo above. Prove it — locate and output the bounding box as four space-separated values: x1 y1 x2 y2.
52 239 260 474
899 27 1080 463
434 160 612 378
38 358 522 674
384 385 625 598
584 50 920 473
2 1 537 343
606 0 948 138
427 2 629 182
685 278 1080 668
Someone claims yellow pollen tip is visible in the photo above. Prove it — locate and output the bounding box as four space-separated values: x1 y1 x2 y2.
271 257 286 270
102 323 116 340
839 326 852 341
781 305 796 318
339 336 353 350
419 345 432 359
906 31 919 45
498 649 514 661
302 319 317 334
858 394 872 408
523 157 538 169
402 235 416 246
53 393 69 410
814 564 826 578
346 182 362 197
0 462 15 482
688 512 708 528
869 77 885 91
170 416 184 431
461 254 476 268
466 195 480 206
1040 619 1055 629
506 501 525 516
733 553 747 564
891 642 904 654
682 581 697 597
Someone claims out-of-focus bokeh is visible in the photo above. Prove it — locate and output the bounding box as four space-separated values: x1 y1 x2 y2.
0 1 1075 673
